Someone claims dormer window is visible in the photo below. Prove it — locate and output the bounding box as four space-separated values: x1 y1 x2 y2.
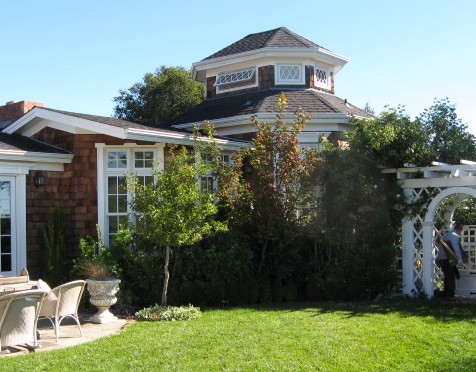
314 64 331 89
276 64 304 85
214 67 257 92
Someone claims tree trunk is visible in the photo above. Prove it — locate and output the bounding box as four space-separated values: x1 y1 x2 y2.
161 245 171 306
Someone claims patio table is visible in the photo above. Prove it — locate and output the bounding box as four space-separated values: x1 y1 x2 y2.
0 281 38 294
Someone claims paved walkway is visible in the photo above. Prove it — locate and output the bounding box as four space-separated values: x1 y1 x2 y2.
2 313 130 356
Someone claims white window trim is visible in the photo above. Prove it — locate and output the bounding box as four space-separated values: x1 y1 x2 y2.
314 64 331 90
214 67 258 93
275 63 305 85
96 143 165 247
0 168 28 276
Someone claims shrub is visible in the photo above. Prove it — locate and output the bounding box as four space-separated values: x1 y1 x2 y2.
135 304 201 321
42 208 69 286
106 229 163 307
169 229 255 306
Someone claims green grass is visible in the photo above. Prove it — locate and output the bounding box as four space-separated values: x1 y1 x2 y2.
2 299 476 371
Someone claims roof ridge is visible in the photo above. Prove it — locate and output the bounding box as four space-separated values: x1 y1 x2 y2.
309 90 341 112
276 27 319 48
202 27 325 61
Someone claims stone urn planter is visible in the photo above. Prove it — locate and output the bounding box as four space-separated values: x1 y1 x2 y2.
86 278 121 324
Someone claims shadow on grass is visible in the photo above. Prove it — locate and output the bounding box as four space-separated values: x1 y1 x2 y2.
205 298 476 322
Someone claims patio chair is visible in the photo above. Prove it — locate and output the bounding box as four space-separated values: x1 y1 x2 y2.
0 290 47 354
38 280 86 343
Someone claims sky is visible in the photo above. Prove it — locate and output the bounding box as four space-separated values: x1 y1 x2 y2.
1 0 476 133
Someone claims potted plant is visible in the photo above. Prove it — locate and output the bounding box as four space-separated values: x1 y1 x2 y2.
76 234 121 324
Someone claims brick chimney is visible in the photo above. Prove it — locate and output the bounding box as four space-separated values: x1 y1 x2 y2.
0 100 45 129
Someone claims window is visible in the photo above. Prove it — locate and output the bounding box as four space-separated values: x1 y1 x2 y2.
214 67 257 92
134 151 154 169
105 148 156 244
200 176 214 193
0 181 12 273
107 151 127 169
276 64 304 85
314 64 331 89
199 153 231 193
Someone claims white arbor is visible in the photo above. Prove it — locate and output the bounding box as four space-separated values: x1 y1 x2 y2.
384 162 476 299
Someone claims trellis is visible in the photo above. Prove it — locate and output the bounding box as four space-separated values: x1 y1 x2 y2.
384 161 476 298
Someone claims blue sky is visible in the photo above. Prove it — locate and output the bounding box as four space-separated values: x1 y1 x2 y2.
2 0 476 132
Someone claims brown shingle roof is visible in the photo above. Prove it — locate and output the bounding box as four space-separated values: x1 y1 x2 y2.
0 133 71 154
166 89 371 126
204 27 326 60
41 108 190 134
42 108 159 130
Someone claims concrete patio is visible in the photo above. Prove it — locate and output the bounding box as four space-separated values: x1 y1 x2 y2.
2 313 130 356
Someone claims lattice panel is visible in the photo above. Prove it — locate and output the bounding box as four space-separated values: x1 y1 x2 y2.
279 65 300 81
315 68 328 84
461 225 476 270
394 232 403 290
215 68 255 86
406 186 447 294
412 215 424 292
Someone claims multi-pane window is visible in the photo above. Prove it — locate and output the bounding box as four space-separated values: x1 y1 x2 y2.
0 182 12 272
200 153 231 193
214 67 256 92
107 176 128 242
105 149 155 244
134 151 154 169
277 64 303 84
201 177 214 193
107 151 127 169
315 64 330 89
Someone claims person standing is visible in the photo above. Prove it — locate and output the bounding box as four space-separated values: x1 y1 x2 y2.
438 223 464 298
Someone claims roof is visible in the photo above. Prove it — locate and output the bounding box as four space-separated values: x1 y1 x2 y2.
41 108 188 133
0 133 71 154
4 107 246 151
166 89 372 127
203 27 326 60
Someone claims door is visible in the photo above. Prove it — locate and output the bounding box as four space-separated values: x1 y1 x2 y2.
0 178 15 276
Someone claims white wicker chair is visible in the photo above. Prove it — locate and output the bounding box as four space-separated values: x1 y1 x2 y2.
0 290 47 354
38 280 86 343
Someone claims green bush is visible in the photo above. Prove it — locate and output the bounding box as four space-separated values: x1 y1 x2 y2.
106 228 256 307
106 229 163 307
135 304 201 321
169 229 255 306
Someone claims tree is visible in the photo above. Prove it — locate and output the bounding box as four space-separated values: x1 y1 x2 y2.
364 101 375 116
113 66 204 124
315 98 476 298
217 93 321 280
128 144 225 306
418 98 476 164
348 99 476 168
347 106 433 168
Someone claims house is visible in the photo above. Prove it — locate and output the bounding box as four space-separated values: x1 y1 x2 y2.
0 27 369 278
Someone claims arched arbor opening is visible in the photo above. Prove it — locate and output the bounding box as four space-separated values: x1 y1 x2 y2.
383 162 476 299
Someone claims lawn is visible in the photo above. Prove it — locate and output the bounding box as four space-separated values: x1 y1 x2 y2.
2 299 476 371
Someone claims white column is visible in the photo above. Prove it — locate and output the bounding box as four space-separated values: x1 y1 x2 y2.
402 217 415 296
422 221 435 299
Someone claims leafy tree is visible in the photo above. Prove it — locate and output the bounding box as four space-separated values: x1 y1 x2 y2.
128 144 225 306
217 93 320 281
364 102 375 116
316 139 400 298
348 99 476 168
113 66 203 124
453 197 476 225
417 98 476 164
347 106 433 168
